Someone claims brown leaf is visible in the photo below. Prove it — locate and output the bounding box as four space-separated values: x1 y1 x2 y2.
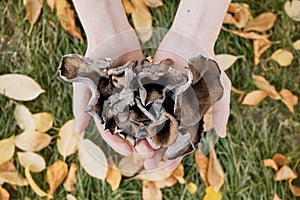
280 89 298 113
252 75 281 100
144 0 163 8
273 193 281 200
241 90 268 106
195 149 209 187
47 0 56 11
227 3 252 28
32 112 54 132
207 149 224 192
0 185 9 200
23 0 43 26
284 0 300 21
56 0 83 41
263 159 278 171
106 157 122 191
244 12 276 32
274 165 297 181
142 181 162 200
272 153 287 167
253 38 272 65
224 28 270 40
63 163 77 192
271 49 294 67
289 178 300 197
122 0 135 14
0 161 28 186
118 154 144 177
153 176 177 189
0 136 15 165
171 163 185 184
46 160 68 197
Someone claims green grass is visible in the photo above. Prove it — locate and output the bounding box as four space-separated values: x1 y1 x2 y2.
1 0 300 199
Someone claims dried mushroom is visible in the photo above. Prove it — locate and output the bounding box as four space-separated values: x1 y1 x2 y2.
59 54 223 160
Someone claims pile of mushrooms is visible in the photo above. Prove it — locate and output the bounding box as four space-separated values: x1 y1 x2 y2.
59 54 223 159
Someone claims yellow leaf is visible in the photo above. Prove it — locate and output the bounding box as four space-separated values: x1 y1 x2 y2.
23 0 43 26
47 0 56 11
17 152 46 172
106 157 122 191
25 166 48 197
244 12 276 32
271 49 294 67
187 182 197 194
0 74 44 101
280 89 298 113
195 149 209 187
171 163 185 184
118 154 144 177
227 3 252 28
32 112 54 132
144 0 163 8
241 90 268 106
136 162 172 182
122 0 135 14
253 38 272 65
273 193 281 200
0 161 28 186
153 176 177 189
142 181 162 200
66 194 78 200
56 0 83 41
57 119 80 160
289 178 300 197
263 159 278 171
63 163 77 192
216 54 243 71
14 130 52 152
293 39 300 50
274 165 297 181
0 136 15 165
207 149 224 192
252 75 281 100
14 104 35 131
0 185 10 200
131 0 153 43
203 186 222 200
78 139 108 180
223 12 238 24
284 0 300 21
224 28 270 40
46 160 68 197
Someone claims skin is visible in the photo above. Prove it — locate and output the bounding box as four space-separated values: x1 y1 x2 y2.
72 0 231 172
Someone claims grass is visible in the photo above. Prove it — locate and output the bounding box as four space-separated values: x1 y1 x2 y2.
1 0 300 199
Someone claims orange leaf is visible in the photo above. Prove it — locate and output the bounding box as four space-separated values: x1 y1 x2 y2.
289 178 300 197
106 157 122 191
171 163 185 184
263 159 278 171
63 163 77 192
46 160 68 197
274 165 297 181
0 185 9 200
195 149 209 187
224 28 270 40
227 3 252 28
203 107 213 132
142 181 162 200
207 149 224 192
253 38 272 65
23 0 43 26
47 0 56 11
280 89 298 113
242 90 268 106
122 0 135 14
56 0 83 42
252 75 281 100
273 193 281 200
244 12 276 32
144 0 163 8
223 13 238 24
0 161 28 186
153 176 177 189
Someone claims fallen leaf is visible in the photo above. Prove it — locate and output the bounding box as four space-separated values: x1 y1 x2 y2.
136 162 172 182
106 157 122 191
272 153 287 167
289 178 300 196
293 39 300 50
17 152 46 172
142 181 162 200
0 136 15 165
32 112 54 132
47 0 56 11
252 75 281 100
66 194 78 200
195 149 209 187
263 159 278 171
216 54 243 71
14 130 52 152
171 163 185 184
244 12 276 32
46 160 68 197
224 28 269 40
280 89 298 113
203 186 222 200
0 185 9 200
223 13 238 24
187 182 197 194
0 161 28 186
253 38 272 65
14 104 35 131
207 149 224 192
78 139 108 180
274 165 297 181
144 0 163 8
241 90 268 106
56 0 83 41
284 0 300 21
203 107 213 132
118 154 144 177
23 0 43 26
122 0 135 14
231 86 246 103
63 163 77 192
273 193 281 200
227 3 252 28
57 119 80 160
153 176 177 189
131 0 153 43
25 166 48 197
0 74 44 101
271 49 294 67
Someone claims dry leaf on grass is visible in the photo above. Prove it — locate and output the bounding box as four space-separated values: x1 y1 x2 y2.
122 0 135 14
25 166 48 197
78 139 108 180
153 176 177 189
47 0 56 11
207 149 224 192
274 165 297 181
224 28 269 40
144 0 163 8
46 160 68 197
32 112 54 132
289 178 300 197
187 182 197 194
64 163 77 192
106 157 122 191
0 136 15 165
223 13 238 24
23 0 43 26
263 159 278 171
142 181 162 200
195 149 209 187
280 89 298 114
66 194 78 200
252 75 281 100
242 90 268 106
171 163 185 184
17 152 46 172
273 193 281 200
0 185 9 200
253 38 273 65
216 54 243 71
14 104 35 131
56 0 83 42
203 107 213 132
293 39 300 50
284 0 300 21
0 161 28 186
244 12 276 32
226 3 252 28
203 186 222 200
272 153 287 167
118 154 144 177
271 49 294 67
136 162 172 182
0 74 44 101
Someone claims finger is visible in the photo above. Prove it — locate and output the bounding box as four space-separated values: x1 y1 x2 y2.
163 156 182 173
73 82 91 134
144 148 166 170
135 139 154 159
146 137 161 150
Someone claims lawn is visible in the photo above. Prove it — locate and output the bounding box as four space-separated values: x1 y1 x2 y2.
0 0 299 199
